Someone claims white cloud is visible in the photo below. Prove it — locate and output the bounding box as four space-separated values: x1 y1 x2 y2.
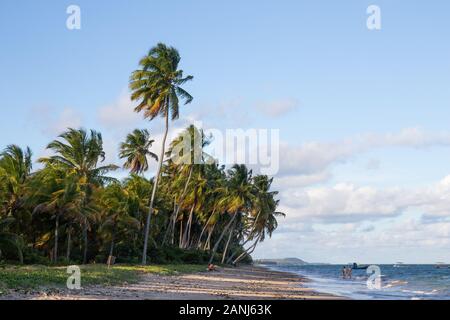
29 106 82 137
192 98 251 127
276 174 450 225
273 171 332 189
253 218 450 263
278 127 450 177
256 98 299 117
50 108 82 136
97 92 141 130
280 183 418 223
279 140 355 176
366 158 381 171
361 127 450 149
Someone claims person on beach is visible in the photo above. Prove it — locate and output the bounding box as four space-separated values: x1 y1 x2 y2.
347 267 352 279
207 264 217 272
342 266 352 279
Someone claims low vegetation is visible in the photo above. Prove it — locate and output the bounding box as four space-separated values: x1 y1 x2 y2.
0 264 205 293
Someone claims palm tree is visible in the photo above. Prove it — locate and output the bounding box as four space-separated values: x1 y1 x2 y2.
0 145 32 182
32 168 84 263
39 128 117 264
195 164 227 251
0 216 24 263
129 43 193 264
123 174 151 235
99 183 140 260
179 170 206 249
163 125 213 247
208 164 255 264
119 129 158 175
229 175 285 265
0 145 32 218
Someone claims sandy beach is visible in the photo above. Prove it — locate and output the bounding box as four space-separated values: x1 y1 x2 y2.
1 265 341 300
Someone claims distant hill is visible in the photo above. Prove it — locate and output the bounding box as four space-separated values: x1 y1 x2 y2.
255 258 309 266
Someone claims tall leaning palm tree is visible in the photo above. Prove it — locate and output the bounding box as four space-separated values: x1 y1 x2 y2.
119 129 158 175
163 125 213 247
129 43 193 265
208 164 254 264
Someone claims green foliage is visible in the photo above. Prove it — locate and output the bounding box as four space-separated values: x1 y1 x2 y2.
22 247 51 265
0 264 205 292
0 44 285 271
129 43 193 121
119 129 158 175
0 127 284 267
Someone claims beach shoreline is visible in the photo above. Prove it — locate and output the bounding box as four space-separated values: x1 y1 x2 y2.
1 265 343 300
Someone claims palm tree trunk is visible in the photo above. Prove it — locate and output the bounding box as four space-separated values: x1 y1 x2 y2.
136 209 142 230
66 227 72 261
142 108 169 265
226 237 252 264
54 214 60 263
226 212 262 264
221 219 236 264
179 218 184 247
204 223 216 251
82 218 88 264
233 235 261 265
163 166 193 246
170 208 178 245
109 232 115 258
208 212 238 264
162 199 177 246
182 203 195 248
196 209 216 249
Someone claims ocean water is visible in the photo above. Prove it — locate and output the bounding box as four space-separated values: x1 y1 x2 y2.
265 264 450 300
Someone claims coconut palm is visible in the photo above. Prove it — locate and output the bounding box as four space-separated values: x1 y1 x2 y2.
129 43 193 264
119 129 158 175
0 145 32 218
39 128 118 264
208 164 255 264
163 125 213 247
0 216 24 263
0 145 32 181
33 170 84 263
99 183 140 260
123 174 151 229
230 175 285 265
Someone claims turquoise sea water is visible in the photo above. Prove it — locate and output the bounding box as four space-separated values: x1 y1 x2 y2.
265 264 450 300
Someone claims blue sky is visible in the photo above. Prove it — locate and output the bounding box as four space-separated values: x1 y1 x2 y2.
1 0 450 263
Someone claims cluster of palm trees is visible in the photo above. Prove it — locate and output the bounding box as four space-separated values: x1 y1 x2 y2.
0 43 284 266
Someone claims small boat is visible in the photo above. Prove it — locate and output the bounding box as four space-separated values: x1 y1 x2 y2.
393 262 404 268
351 263 369 270
435 262 450 269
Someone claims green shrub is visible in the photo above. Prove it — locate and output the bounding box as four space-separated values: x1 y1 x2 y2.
22 247 50 265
